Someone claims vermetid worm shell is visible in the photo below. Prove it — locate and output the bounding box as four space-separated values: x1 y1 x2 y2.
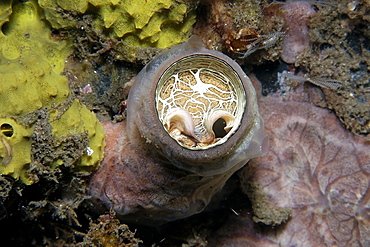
89 35 268 225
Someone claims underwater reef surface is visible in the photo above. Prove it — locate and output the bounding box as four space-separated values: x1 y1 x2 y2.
39 0 198 62
0 0 105 185
194 0 370 140
209 80 370 246
0 0 369 246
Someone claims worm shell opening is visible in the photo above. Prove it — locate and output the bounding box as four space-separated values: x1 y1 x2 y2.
156 55 246 150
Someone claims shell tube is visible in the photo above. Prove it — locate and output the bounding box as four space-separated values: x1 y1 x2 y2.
127 35 267 176
89 35 268 225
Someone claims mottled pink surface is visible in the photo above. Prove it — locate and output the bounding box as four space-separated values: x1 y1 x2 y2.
210 94 370 246
281 1 316 64
89 121 202 224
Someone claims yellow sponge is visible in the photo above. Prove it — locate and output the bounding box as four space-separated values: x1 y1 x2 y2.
0 0 105 184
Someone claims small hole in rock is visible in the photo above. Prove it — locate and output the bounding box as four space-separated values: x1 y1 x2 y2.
1 123 14 137
213 118 228 138
1 21 10 36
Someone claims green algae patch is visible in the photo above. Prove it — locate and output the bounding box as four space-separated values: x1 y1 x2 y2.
0 0 71 117
0 0 105 184
39 0 197 50
49 99 105 171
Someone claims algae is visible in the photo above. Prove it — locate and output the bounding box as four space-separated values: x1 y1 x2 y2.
82 213 143 246
0 0 12 27
298 0 370 139
0 0 71 117
39 0 197 50
49 99 105 171
0 0 105 184
0 118 32 183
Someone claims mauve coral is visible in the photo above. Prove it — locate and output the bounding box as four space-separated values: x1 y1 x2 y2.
210 94 370 246
281 1 316 64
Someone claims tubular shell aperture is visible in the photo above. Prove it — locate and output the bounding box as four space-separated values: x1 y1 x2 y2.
155 55 246 150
